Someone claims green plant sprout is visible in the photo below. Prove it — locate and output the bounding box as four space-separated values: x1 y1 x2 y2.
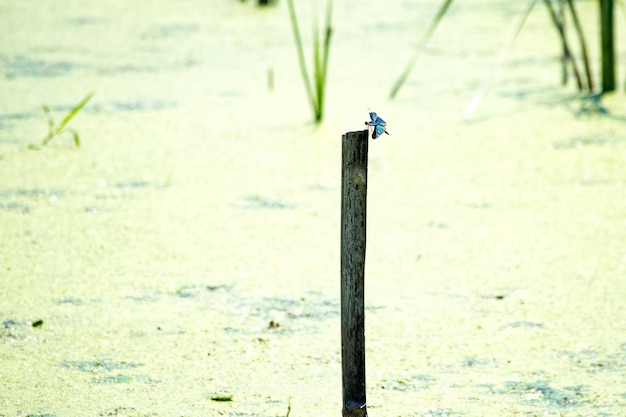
286 0 333 123
29 92 95 150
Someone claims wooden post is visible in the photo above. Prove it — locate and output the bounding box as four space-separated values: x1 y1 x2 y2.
600 0 615 92
340 129 368 417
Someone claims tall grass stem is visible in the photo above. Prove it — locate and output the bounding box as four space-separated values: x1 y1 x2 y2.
286 0 333 123
463 0 536 119
542 0 584 90
389 0 454 99
566 0 594 91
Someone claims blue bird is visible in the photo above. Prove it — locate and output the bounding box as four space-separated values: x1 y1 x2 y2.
365 111 390 139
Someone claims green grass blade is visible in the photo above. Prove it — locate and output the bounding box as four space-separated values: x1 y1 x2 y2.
389 55 418 100
566 0 593 91
40 129 56 146
42 104 54 134
542 0 583 90
422 0 455 45
67 128 81 147
463 0 536 119
390 0 455 99
313 0 333 122
286 0 316 118
313 18 322 121
319 0 333 121
33 92 94 149
54 92 95 134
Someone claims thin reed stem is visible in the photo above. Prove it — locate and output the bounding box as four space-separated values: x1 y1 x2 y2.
286 0 333 123
463 0 536 119
566 0 594 92
389 0 454 99
542 0 584 91
286 0 316 117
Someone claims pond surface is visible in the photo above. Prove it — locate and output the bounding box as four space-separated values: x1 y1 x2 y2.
1 1 626 416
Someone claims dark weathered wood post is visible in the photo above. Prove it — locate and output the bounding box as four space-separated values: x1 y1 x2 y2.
340 129 369 417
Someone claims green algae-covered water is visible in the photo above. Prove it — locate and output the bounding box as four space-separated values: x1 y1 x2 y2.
1 1 626 416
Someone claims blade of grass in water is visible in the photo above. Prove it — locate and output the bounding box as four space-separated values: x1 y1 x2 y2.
312 1 333 122
542 0 583 90
313 18 322 117
43 105 55 134
389 0 454 99
34 92 95 149
319 1 333 121
286 0 316 119
68 128 80 148
287 0 332 123
463 0 537 119
54 92 95 134
566 0 593 91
